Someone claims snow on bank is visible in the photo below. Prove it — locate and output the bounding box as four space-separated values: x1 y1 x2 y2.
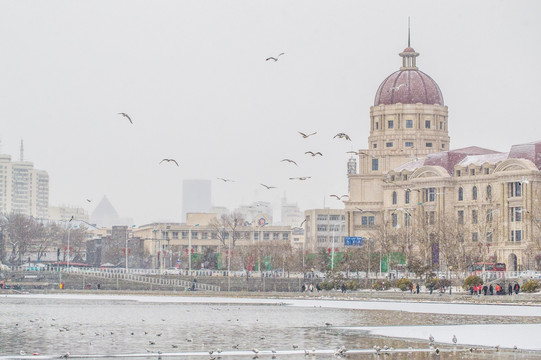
346 324 541 351
4 293 541 317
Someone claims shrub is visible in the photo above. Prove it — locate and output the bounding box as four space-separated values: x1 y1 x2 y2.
395 278 413 291
462 275 483 290
345 280 361 291
318 280 335 291
521 280 540 293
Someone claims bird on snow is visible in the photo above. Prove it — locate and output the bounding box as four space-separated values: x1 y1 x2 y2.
429 334 435 345
118 112 133 124
281 158 298 166
452 334 457 344
333 133 351 141
266 53 284 62
298 131 317 138
305 151 323 157
159 159 179 166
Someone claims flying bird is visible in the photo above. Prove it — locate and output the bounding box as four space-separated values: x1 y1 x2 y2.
118 112 133 124
299 219 306 227
69 216 74 222
298 131 317 138
388 83 406 92
266 53 284 62
333 133 351 141
260 184 276 190
330 194 348 200
305 151 323 157
281 159 298 166
86 199 92 203
217 178 234 182
159 158 179 166
289 176 311 181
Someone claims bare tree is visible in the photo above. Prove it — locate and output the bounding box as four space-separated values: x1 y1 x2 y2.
208 212 245 271
3 213 43 265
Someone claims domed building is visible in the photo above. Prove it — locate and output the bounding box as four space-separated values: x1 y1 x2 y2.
344 43 541 274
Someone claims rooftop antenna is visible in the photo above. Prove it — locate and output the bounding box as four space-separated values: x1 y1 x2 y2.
20 139 24 161
408 16 411 47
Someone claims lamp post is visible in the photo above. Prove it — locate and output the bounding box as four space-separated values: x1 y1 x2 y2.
188 224 199 273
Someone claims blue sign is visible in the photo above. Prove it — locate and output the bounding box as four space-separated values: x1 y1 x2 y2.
344 237 363 246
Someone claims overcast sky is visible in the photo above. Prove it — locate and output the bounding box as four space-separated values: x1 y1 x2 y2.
1 1 540 225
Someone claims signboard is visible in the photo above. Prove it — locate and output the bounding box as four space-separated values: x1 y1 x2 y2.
344 236 363 246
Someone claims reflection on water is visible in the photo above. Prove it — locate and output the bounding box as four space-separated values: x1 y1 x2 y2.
0 297 539 359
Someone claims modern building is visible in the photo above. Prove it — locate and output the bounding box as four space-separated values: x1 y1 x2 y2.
236 201 273 225
182 179 211 222
0 153 49 218
49 205 89 222
344 41 541 272
280 196 304 228
303 209 345 253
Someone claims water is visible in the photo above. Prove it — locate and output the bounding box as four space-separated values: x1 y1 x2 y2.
0 295 539 359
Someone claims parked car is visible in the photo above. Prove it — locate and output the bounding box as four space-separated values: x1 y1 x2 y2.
163 267 182 275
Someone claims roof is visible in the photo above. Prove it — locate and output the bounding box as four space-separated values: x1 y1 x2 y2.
374 69 444 106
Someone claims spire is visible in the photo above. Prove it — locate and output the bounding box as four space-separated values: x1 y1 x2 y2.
399 18 419 70
20 139 24 161
408 16 411 48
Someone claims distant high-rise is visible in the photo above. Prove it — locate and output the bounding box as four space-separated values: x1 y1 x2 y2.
0 152 49 218
182 179 211 222
280 196 303 227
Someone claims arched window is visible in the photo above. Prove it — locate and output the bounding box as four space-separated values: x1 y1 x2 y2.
405 190 410 204
472 186 478 201
486 185 492 200
458 187 464 201
392 191 397 205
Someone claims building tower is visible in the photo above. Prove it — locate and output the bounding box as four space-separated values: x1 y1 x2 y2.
346 39 448 236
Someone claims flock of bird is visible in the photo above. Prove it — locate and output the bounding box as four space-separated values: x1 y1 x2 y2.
116 91 353 203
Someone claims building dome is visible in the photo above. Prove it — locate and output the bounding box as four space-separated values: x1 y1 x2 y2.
374 47 444 106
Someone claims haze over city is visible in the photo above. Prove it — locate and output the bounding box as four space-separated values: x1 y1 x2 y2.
1 1 540 225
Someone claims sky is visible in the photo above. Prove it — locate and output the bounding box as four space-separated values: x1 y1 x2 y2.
1 1 541 226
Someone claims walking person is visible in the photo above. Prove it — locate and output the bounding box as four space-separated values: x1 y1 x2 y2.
514 283 520 295
416 283 420 294
489 284 494 295
508 283 513 296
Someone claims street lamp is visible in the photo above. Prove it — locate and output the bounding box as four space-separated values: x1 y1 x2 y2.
188 224 199 273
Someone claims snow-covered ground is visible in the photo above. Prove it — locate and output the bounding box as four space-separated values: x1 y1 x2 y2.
5 293 541 351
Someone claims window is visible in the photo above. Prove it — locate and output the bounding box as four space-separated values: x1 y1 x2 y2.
458 187 464 201
511 230 522 242
425 120 431 129
485 168 490 175
487 232 493 243
392 191 397 205
404 213 411 226
329 215 340 221
425 211 435 225
405 142 414 147
392 213 398 228
487 209 494 223
442 144 445 148
487 185 492 200
508 182 522 197
470 169 476 176
423 187 436 202
457 210 464 224
263 232 269 240
386 142 393 148
472 186 478 200
426 142 433 148
254 232 259 240
373 143 377 149
317 224 327 231
375 122 379 130
440 122 443 130
317 214 328 221
181 231 189 239
510 207 522 222
456 170 461 177
273 232 279 240
372 158 379 171
405 190 410 204
406 120 413 128
472 232 478 242
317 236 326 244
361 216 375 228
172 231 178 239
282 233 288 240
472 210 478 224
391 175 395 181
388 120 394 129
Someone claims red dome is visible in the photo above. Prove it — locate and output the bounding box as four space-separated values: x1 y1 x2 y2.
403 47 416 53
374 69 444 106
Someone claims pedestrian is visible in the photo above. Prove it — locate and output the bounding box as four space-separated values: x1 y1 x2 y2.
489 284 494 295
309 283 314 292
429 283 434 295
508 283 513 296
409 283 413 293
97 283 101 290
416 283 420 294
191 278 197 291
514 283 520 295
483 285 487 296
495 284 501 295
301 284 306 292
469 285 474 295
341 283 346 293
316 283 321 292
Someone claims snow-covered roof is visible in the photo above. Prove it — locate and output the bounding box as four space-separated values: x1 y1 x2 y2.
458 152 509 167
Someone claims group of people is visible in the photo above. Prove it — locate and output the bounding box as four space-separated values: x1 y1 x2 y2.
469 282 520 295
301 283 321 292
409 283 421 294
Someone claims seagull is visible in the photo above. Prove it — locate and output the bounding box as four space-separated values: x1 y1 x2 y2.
292 345 299 350
252 348 259 354
452 334 457 344
299 219 306 227
260 184 276 190
86 199 92 202
388 83 406 92
305 151 323 157
159 159 179 166
281 159 298 166
118 112 133 124
171 345 178 348
266 53 284 62
69 215 74 222
61 352 70 359
217 178 234 182
298 131 317 138
333 133 351 141
429 334 435 345
290 176 311 181
325 322 332 326
330 194 348 200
